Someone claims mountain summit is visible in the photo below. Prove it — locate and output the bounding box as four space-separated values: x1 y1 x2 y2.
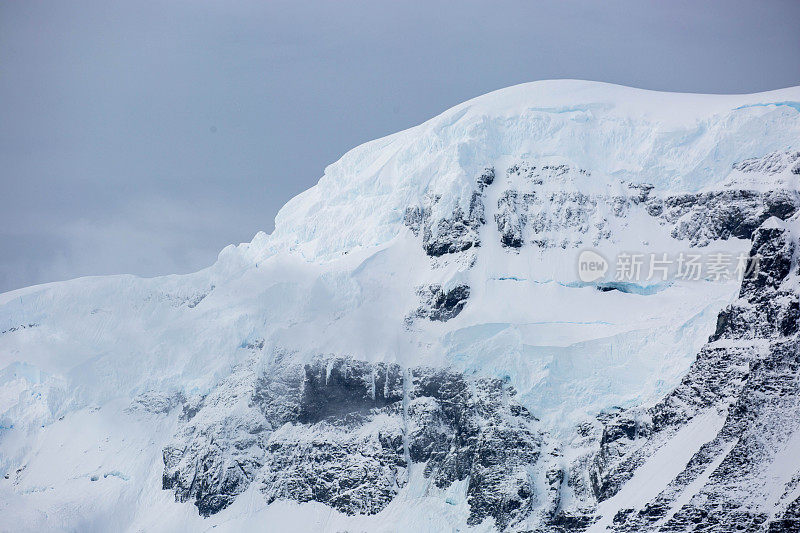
2 81 800 531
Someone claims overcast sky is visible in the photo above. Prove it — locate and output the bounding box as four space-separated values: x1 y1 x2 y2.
1 0 799 293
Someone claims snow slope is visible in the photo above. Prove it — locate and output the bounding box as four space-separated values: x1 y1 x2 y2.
239 80 800 263
1 80 799 532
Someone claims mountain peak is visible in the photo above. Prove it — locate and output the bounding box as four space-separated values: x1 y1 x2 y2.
3 80 800 532
224 81 800 266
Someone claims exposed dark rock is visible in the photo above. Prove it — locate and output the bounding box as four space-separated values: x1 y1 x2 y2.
412 284 470 322
487 153 800 252
421 194 485 256
496 190 525 248
589 215 800 532
163 356 545 528
465 416 542 529
658 189 799 246
494 162 625 250
297 358 403 423
768 493 800 532
164 153 800 530
477 167 495 190
0 323 39 336
260 404 407 515
405 169 494 257
162 363 271 517
403 205 424 236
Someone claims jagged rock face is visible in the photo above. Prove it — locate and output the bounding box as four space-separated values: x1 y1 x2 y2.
405 153 800 256
407 369 544 529
162 363 274 516
259 360 408 515
658 151 800 247
261 405 407 515
657 189 800 246
495 189 526 248
163 356 546 529
733 150 800 175
590 218 800 532
410 283 471 322
404 168 493 257
492 163 622 250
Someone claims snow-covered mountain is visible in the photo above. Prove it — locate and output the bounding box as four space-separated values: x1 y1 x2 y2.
1 80 800 532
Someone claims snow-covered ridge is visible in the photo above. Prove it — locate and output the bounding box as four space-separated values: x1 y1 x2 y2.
1 81 800 532
229 80 800 264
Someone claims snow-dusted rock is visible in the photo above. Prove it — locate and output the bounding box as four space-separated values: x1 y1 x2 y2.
162 355 547 529
590 215 800 532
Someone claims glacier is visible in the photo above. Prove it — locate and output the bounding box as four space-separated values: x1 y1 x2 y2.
1 80 799 531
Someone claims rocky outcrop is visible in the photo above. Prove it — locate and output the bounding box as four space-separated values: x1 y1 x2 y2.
162 363 273 516
479 153 800 251
495 190 526 248
0 323 39 336
405 168 494 257
651 188 799 246
410 283 470 322
163 356 547 529
590 215 800 532
492 163 619 250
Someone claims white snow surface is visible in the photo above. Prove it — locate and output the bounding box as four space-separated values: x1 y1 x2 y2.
1 80 799 531
235 79 800 264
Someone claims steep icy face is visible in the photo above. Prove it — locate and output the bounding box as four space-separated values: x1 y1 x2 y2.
155 150 800 531
156 208 800 532
588 215 800 532
1 81 799 532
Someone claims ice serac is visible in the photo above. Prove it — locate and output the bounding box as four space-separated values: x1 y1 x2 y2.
1 81 800 532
